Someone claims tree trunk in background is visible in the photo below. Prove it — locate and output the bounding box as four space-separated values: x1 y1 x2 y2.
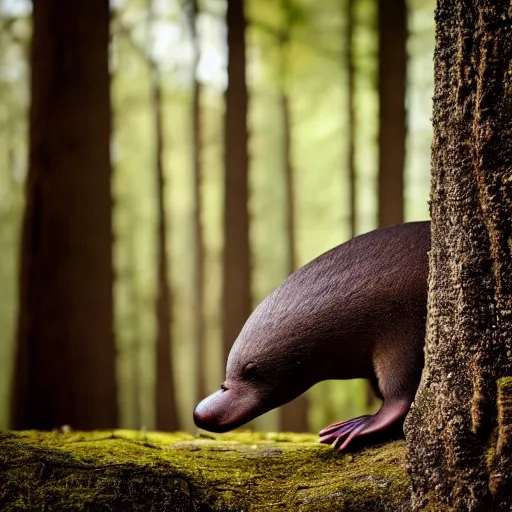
11 0 117 429
405 2 512 510
377 0 406 227
128 210 142 429
149 37 179 430
281 93 295 315
345 0 356 238
278 87 309 432
147 0 177 433
346 0 377 412
222 0 251 361
189 0 207 404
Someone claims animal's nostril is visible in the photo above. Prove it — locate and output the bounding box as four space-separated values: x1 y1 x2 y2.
220 383 228 391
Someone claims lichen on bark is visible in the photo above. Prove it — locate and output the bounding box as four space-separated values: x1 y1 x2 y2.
405 2 512 511
0 430 411 511
488 377 512 509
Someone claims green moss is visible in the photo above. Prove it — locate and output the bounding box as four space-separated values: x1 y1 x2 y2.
0 430 411 511
497 376 512 390
488 376 512 498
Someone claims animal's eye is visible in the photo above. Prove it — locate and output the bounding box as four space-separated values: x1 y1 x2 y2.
241 362 258 380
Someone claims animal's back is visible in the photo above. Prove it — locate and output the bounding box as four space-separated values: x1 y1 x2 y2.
249 221 430 379
266 221 429 323
289 221 428 303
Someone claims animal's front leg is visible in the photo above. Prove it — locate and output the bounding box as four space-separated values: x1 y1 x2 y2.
319 397 411 451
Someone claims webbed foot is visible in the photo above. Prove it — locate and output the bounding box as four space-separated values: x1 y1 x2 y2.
319 415 373 451
318 398 412 452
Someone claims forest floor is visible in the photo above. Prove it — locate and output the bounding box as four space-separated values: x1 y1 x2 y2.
0 429 410 511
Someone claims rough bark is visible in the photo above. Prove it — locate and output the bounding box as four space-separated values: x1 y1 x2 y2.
405 2 512 510
11 0 117 430
189 0 207 404
0 431 411 511
377 0 406 227
222 0 251 361
148 0 179 432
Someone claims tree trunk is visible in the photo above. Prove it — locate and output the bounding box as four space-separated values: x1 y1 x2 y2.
151 67 179 432
377 0 406 227
189 0 207 404
405 2 512 510
148 0 178 432
345 0 356 238
346 0 377 411
11 0 117 429
278 85 309 433
128 210 142 430
222 0 251 361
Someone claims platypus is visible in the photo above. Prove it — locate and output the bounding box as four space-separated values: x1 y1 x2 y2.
194 222 430 451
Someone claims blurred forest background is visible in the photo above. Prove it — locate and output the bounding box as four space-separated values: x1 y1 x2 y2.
0 0 434 433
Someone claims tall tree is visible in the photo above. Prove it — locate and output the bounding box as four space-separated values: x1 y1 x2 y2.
277 1 308 433
222 0 251 361
11 0 117 429
377 0 406 227
127 206 142 429
346 0 377 412
188 0 206 404
405 1 512 510
345 0 356 237
147 0 179 431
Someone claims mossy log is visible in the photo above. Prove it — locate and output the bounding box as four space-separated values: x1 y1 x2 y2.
0 430 410 511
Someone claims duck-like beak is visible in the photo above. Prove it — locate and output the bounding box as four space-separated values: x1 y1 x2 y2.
193 384 265 433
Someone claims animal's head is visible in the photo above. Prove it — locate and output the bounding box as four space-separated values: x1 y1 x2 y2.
193 283 336 433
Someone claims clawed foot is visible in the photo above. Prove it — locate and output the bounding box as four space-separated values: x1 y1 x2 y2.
319 415 372 451
319 398 412 452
